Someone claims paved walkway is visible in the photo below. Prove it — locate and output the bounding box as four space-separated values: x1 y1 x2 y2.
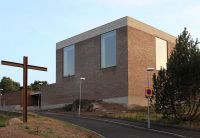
38 111 196 138
85 116 200 138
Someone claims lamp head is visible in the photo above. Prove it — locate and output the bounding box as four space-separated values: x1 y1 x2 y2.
80 77 86 80
146 67 155 71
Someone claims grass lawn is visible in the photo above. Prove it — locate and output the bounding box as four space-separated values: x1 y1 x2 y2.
0 115 7 127
110 112 162 122
0 110 102 138
21 114 102 138
0 110 21 127
53 100 200 131
105 111 200 130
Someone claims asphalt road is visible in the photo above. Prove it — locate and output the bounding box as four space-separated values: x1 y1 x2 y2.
38 112 178 138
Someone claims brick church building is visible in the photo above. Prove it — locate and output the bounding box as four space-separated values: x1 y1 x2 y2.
42 16 176 109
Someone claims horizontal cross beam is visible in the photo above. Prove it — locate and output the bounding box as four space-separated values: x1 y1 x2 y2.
1 60 47 71
1 56 47 123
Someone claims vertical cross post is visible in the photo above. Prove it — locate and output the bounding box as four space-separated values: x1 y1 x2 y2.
1 56 47 123
23 56 28 122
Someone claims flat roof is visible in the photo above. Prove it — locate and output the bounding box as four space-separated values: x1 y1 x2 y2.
56 16 176 50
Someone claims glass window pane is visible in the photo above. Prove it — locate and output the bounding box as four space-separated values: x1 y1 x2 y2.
63 45 75 76
156 37 167 70
101 30 116 68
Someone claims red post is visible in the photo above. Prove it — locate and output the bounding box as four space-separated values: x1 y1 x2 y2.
23 56 28 123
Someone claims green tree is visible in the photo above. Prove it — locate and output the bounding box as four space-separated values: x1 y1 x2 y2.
153 28 200 121
30 81 48 91
0 77 20 93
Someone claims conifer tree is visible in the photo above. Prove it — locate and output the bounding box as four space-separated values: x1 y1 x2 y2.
153 28 200 121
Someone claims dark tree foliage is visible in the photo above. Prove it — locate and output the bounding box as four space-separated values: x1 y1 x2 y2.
30 80 48 91
0 77 20 93
153 28 200 121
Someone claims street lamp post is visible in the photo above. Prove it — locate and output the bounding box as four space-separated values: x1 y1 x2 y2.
78 77 85 117
38 82 43 110
146 67 154 129
0 89 3 108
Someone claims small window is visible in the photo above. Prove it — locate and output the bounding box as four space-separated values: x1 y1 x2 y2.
101 30 116 68
156 37 167 70
63 45 75 76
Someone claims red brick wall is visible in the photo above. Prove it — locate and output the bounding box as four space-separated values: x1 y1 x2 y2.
1 90 38 106
127 26 175 106
127 26 156 106
42 27 128 106
1 92 21 106
42 26 175 107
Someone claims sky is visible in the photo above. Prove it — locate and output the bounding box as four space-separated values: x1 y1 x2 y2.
0 0 200 85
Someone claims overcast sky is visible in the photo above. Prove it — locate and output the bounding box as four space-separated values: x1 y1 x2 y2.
0 0 199 85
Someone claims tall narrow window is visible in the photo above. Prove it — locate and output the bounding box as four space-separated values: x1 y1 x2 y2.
101 30 116 68
156 37 167 70
63 45 75 76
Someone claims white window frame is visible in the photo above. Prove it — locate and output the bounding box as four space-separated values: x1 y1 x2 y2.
156 37 168 70
63 45 75 76
101 30 117 68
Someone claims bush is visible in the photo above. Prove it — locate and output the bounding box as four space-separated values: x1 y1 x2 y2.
63 99 95 112
63 104 73 111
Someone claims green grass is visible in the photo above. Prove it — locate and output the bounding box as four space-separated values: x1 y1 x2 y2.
110 111 162 122
110 112 181 124
0 111 101 138
0 110 21 127
20 115 101 138
105 111 200 130
0 110 21 117
0 115 7 127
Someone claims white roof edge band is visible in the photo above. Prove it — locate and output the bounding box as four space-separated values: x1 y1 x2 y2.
56 16 176 50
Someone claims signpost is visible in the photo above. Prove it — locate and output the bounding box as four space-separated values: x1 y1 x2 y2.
145 87 153 97
146 67 154 129
1 56 47 122
145 87 153 129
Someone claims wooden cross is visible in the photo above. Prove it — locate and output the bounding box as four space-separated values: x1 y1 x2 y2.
1 56 47 122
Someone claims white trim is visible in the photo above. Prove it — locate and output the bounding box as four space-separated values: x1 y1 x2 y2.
63 45 75 76
101 30 117 68
56 16 176 50
57 16 127 50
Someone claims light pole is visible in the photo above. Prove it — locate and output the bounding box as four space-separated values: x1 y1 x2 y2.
0 89 3 108
146 67 155 129
38 82 43 110
78 77 85 117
